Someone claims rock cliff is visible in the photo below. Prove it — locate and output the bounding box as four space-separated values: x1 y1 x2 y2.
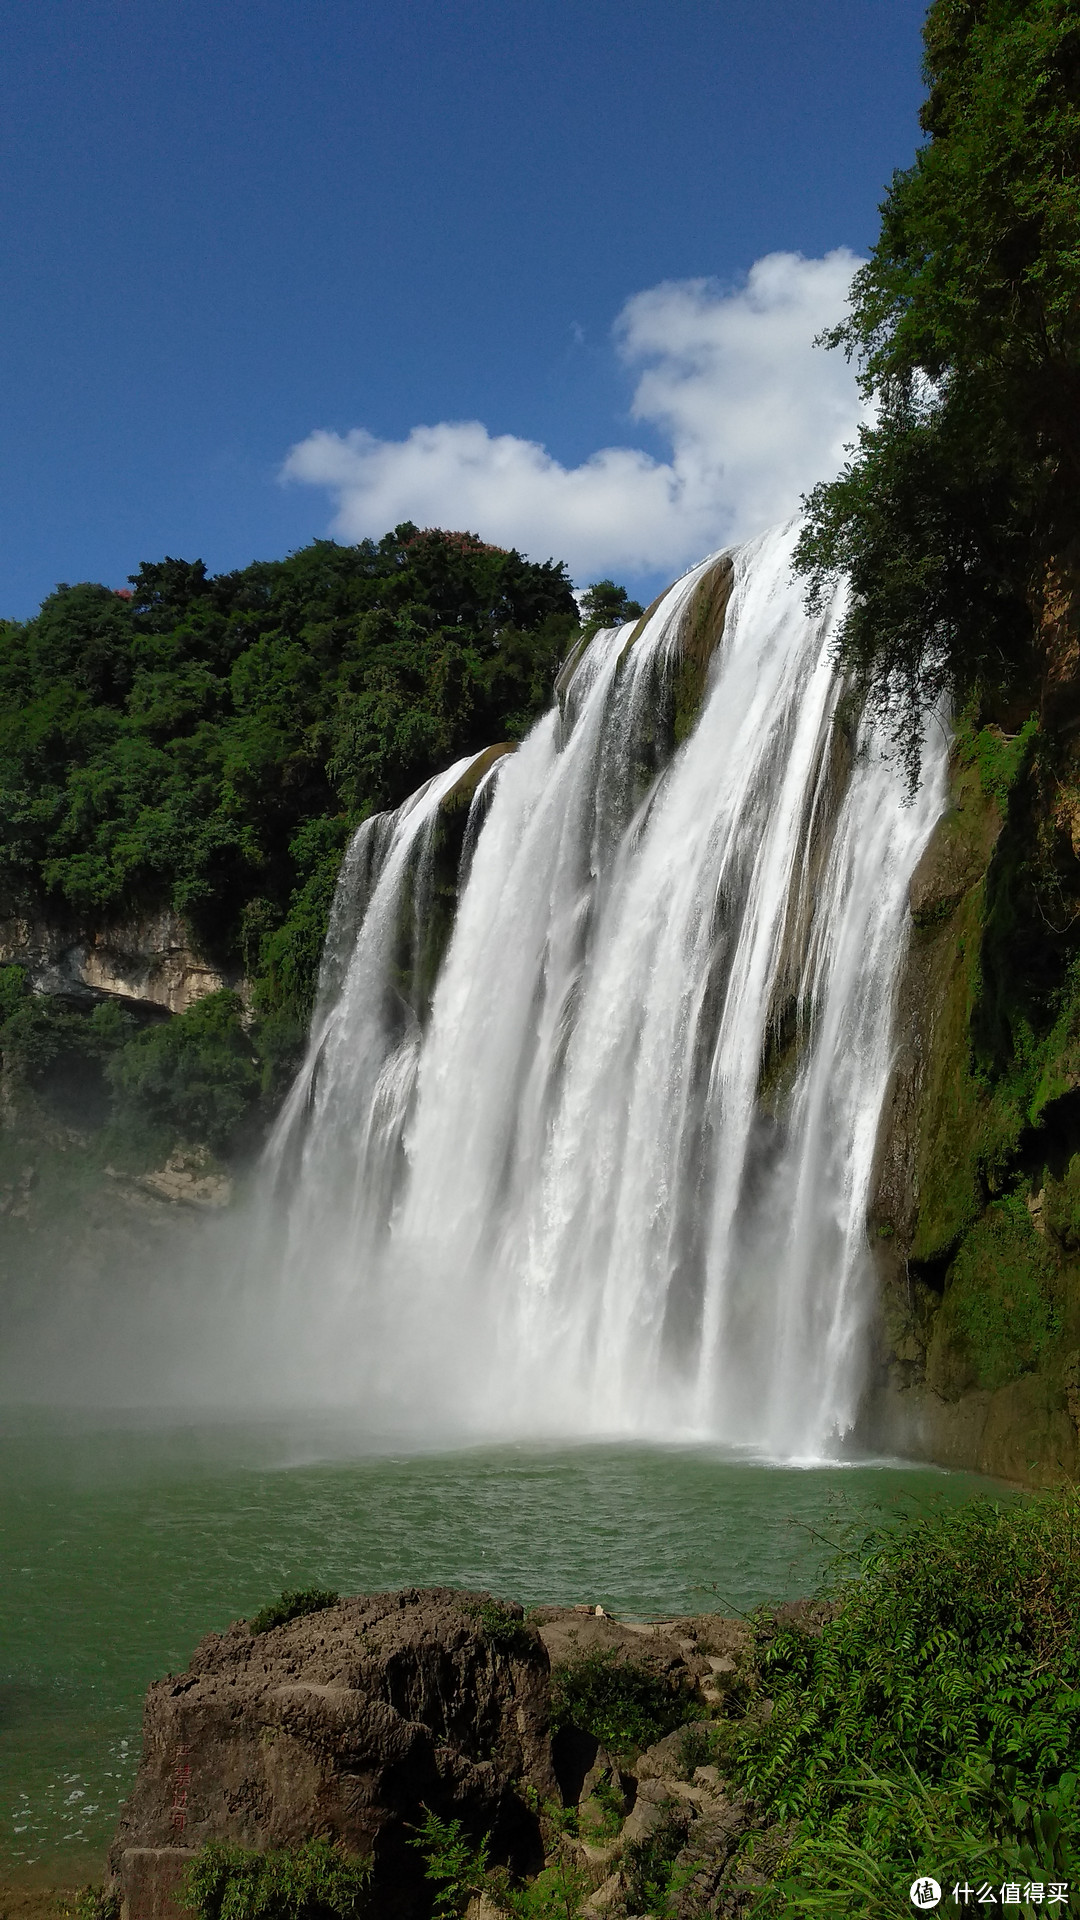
864 560 1080 1483
0 909 235 1016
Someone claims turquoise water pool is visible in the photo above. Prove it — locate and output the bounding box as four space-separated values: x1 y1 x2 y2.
0 1411 997 1871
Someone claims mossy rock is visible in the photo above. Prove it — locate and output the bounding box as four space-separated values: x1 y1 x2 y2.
926 1195 1063 1397
437 742 516 817
671 556 734 744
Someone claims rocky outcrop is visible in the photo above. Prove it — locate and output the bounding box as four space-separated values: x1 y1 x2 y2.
109 1589 556 1920
107 1593 756 1920
0 910 234 1015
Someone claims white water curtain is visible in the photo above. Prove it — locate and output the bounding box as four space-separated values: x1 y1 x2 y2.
257 522 946 1458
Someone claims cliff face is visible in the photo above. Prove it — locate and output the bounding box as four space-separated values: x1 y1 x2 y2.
0 908 236 1016
865 561 1080 1483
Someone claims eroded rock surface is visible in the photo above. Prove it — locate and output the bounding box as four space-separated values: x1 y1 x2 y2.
109 1588 556 1920
108 1593 760 1920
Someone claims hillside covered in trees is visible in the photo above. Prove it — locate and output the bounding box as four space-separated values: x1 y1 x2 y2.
0 527 638 1156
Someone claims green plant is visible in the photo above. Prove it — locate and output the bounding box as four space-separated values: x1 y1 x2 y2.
621 1805 691 1914
578 580 643 639
500 1852 589 1920
67 1890 121 1920
676 1720 718 1779
107 990 259 1152
581 1770 625 1840
248 1587 340 1635
727 1486 1080 1911
407 1811 490 1919
466 1598 537 1657
182 1839 371 1920
550 1648 698 1757
795 0 1080 779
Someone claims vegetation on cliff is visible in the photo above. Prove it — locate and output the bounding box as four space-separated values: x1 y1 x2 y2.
153 1487 1080 1917
732 1487 1080 1913
797 0 1080 770
0 527 581 1155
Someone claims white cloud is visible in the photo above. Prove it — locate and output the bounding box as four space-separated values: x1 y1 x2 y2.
281 248 866 583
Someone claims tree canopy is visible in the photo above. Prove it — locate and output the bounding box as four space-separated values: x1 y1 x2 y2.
796 0 1080 767
0 524 577 1026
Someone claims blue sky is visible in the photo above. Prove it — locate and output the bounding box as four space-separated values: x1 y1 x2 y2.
1 0 928 618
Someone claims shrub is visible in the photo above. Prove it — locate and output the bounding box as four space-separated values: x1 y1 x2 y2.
549 1647 698 1756
730 1486 1080 1911
621 1805 692 1913
107 989 259 1151
182 1840 371 1920
467 1599 537 1657
248 1588 340 1635
407 1812 490 1919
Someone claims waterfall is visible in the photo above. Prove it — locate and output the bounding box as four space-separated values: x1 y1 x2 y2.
256 522 947 1459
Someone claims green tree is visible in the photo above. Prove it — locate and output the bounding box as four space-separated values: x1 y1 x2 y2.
796 0 1080 773
578 579 644 637
107 990 259 1150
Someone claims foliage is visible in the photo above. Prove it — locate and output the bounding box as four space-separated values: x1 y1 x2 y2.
728 1485 1080 1914
407 1812 491 1919
66 1890 120 1920
549 1647 698 1756
581 1770 625 1839
621 1805 692 1915
676 1719 719 1779
0 964 133 1089
929 1192 1061 1390
408 1812 588 1920
467 1598 538 1657
796 0 1080 775
182 1840 371 1920
0 527 616 1156
106 990 260 1153
247 1587 340 1635
578 580 643 638
0 527 577 1028
499 1853 589 1920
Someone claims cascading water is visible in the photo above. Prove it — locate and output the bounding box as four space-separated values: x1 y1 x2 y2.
256 522 947 1459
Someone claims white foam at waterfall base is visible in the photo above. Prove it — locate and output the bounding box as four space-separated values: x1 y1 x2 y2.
256 521 947 1459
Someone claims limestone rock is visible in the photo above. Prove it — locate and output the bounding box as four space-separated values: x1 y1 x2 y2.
0 908 235 1016
135 1151 232 1210
108 1587 554 1920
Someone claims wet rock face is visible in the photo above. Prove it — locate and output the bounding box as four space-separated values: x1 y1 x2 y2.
108 1588 556 1920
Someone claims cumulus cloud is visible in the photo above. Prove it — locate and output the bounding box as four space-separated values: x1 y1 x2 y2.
281 249 867 582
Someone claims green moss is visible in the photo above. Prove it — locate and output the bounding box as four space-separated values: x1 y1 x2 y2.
1045 1156 1080 1249
929 1196 1062 1395
957 712 1039 811
909 884 990 1260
